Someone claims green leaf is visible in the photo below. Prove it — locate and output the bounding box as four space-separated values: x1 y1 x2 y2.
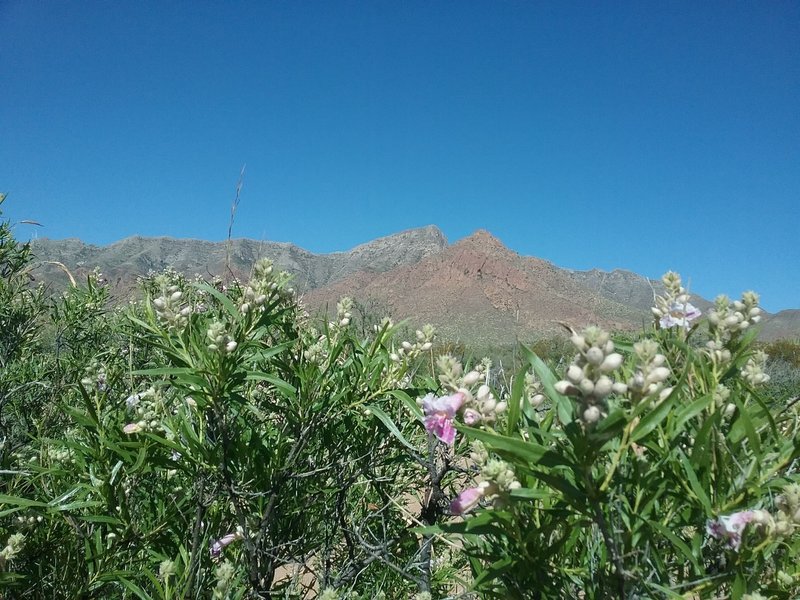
246 372 296 400
678 448 712 514
670 393 712 437
388 389 422 418
459 425 553 466
507 365 527 436
0 494 48 509
631 387 679 442
522 345 574 425
193 281 240 320
647 519 702 574
366 404 419 452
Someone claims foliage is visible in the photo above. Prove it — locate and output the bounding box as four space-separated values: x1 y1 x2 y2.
1 200 799 599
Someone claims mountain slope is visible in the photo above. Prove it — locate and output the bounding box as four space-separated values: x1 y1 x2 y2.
304 230 644 344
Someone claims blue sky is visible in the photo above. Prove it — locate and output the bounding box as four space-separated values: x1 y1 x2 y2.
2 2 798 312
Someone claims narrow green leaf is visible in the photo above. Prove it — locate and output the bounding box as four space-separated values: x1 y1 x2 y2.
507 366 527 436
193 281 240 319
459 425 551 465
366 404 418 452
521 345 573 425
246 372 296 400
388 389 422 418
678 449 712 514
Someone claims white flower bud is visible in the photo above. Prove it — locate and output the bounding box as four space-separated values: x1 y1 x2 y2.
170 291 182 302
594 376 613 398
402 341 413 351
554 381 572 395
583 406 601 424
585 347 604 366
599 353 623 372
612 382 628 395
567 365 584 384
476 384 491 401
225 341 238 353
494 401 507 413
153 298 166 310
463 371 482 386
646 367 671 385
421 342 432 351
579 379 595 395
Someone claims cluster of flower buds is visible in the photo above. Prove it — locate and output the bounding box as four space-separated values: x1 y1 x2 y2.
707 291 763 339
774 484 800 538
207 321 237 354
651 272 702 330
391 324 436 362
713 384 737 420
302 328 329 365
159 559 177 581
212 560 237 600
705 339 732 367
743 350 770 386
626 339 672 404
13 513 43 529
334 297 353 327
450 458 521 515
554 327 627 425
80 360 108 392
435 355 507 426
153 285 192 330
239 258 294 314
0 533 25 567
525 371 546 409
122 387 166 435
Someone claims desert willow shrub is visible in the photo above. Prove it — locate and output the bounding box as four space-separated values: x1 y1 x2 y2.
0 217 467 599
433 272 800 599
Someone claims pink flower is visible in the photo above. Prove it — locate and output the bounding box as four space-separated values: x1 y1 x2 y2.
660 302 702 330
450 487 483 515
123 423 143 434
706 510 755 551
210 527 244 560
421 392 464 445
463 408 482 426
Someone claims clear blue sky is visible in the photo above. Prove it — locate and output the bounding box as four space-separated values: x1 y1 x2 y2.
2 2 798 312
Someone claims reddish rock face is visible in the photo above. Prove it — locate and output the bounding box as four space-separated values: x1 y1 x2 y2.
305 230 642 344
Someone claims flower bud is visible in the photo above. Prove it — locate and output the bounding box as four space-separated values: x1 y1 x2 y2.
567 365 584 384
462 371 482 386
599 353 623 372
594 376 613 398
582 406 601 424
585 347 604 366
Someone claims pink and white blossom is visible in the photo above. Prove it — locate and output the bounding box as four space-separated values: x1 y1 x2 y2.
421 392 464 445
706 510 755 551
450 487 484 515
660 302 702 330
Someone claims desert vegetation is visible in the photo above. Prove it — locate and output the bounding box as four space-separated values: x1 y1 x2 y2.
1 196 799 599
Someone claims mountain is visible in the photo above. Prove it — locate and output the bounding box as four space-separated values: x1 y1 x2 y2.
30 226 447 292
306 230 646 345
29 227 798 343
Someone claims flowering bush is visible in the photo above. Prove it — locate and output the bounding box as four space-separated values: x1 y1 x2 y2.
432 272 800 599
1 198 798 599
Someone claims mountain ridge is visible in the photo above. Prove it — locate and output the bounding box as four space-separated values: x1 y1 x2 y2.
29 226 798 342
